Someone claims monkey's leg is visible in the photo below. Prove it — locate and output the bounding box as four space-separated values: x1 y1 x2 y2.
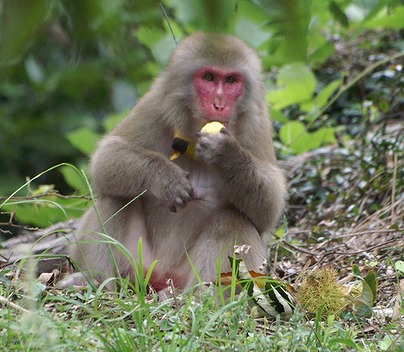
62 198 151 290
185 208 269 288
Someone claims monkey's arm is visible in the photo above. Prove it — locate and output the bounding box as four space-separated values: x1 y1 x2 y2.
196 131 286 233
91 135 194 211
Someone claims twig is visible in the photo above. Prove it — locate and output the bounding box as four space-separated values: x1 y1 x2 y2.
0 295 30 314
280 240 320 256
391 153 397 222
0 193 92 202
160 2 177 46
317 238 399 263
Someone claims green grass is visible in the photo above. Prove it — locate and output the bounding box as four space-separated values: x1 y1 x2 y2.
1 273 402 352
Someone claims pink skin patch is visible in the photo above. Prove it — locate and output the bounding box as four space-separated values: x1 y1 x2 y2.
122 267 186 292
193 67 244 123
148 270 185 292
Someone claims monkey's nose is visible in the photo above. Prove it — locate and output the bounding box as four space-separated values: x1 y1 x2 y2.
214 103 224 111
213 97 226 111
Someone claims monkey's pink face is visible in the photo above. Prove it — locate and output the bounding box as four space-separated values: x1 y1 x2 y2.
193 67 244 123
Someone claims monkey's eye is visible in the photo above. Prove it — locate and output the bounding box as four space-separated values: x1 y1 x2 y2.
203 73 214 82
226 76 237 84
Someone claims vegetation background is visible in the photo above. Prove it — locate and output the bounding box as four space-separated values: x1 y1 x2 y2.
0 0 402 350
0 0 402 230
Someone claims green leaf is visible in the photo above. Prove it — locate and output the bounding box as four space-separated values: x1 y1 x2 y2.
234 18 271 48
136 28 175 65
365 6 404 29
314 79 341 109
329 338 358 349
270 108 289 123
312 127 337 145
279 121 320 154
254 0 311 64
363 270 377 305
352 264 361 277
2 197 85 227
268 63 316 110
59 166 89 194
66 127 100 155
310 42 335 65
0 0 50 63
394 260 404 274
167 0 235 32
329 1 349 27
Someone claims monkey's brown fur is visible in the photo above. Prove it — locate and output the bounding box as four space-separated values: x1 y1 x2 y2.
65 32 287 292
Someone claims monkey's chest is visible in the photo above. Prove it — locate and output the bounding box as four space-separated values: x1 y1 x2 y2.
189 171 223 202
180 159 225 205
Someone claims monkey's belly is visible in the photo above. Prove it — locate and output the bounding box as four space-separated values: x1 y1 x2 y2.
124 188 223 288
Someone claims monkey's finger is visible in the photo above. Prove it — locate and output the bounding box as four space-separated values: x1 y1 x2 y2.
220 127 229 135
175 197 188 208
169 197 187 212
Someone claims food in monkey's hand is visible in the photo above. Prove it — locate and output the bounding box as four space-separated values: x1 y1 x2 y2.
170 122 225 160
170 133 195 160
200 121 225 134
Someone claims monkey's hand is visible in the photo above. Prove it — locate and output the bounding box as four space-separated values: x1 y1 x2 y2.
196 128 238 165
148 160 194 212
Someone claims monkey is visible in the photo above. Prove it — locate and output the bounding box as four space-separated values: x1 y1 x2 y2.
63 32 287 294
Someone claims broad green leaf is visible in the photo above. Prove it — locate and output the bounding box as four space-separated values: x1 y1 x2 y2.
234 18 271 49
136 28 175 65
365 6 404 29
0 0 49 63
329 1 349 27
310 41 335 65
235 1 269 23
312 127 337 145
167 0 235 32
352 264 361 277
2 198 85 227
395 260 404 274
279 121 320 154
268 63 316 110
60 166 89 194
329 338 358 349
66 127 100 155
270 108 289 123
253 0 311 64
363 270 377 305
136 27 166 51
315 79 341 109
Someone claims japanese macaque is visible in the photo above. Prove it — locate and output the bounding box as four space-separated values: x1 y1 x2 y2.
64 32 287 294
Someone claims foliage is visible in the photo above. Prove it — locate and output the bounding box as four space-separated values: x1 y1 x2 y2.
0 0 401 227
0 0 403 196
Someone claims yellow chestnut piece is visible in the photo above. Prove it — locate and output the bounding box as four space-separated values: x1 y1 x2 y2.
200 121 225 134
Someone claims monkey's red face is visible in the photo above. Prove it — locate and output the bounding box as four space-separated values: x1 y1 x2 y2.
193 67 244 123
